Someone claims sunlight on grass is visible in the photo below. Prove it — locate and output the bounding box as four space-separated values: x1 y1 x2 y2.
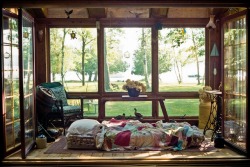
64 82 98 92
105 101 152 117
64 81 204 92
65 82 200 117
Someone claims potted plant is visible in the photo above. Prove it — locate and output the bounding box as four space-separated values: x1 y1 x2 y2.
122 79 146 97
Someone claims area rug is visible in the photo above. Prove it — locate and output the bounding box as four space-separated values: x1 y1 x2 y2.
44 136 216 154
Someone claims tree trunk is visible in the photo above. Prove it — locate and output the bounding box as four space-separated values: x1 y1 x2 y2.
88 72 92 82
191 30 201 85
81 35 86 86
142 29 150 89
104 32 111 91
61 28 67 84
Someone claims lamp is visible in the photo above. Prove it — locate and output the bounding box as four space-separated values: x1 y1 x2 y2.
124 51 130 58
70 31 77 39
206 15 216 29
23 31 29 38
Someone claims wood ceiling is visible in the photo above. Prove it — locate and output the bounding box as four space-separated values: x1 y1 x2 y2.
26 7 238 19
3 0 246 19
44 8 211 19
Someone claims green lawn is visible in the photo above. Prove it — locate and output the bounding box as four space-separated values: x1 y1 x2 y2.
65 81 202 117
83 98 200 118
64 81 204 93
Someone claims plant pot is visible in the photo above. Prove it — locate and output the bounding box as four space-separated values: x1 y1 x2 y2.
127 88 140 97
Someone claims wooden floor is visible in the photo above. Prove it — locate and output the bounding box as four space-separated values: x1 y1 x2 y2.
2 131 250 167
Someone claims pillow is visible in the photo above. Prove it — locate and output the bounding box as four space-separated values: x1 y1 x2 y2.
67 119 100 135
50 85 68 106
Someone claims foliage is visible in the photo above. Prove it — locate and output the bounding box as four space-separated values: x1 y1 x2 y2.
122 79 146 92
105 28 128 73
73 28 98 83
82 50 98 82
132 28 152 75
186 28 205 85
50 28 64 81
159 28 205 85
166 28 186 48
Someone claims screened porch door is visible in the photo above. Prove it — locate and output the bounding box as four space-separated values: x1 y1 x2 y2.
19 9 36 159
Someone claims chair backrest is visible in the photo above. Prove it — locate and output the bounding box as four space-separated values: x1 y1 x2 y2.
38 82 68 106
36 86 56 108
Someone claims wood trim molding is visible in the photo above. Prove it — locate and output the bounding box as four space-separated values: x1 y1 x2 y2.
3 0 248 8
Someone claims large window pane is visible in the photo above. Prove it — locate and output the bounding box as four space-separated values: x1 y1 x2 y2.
50 28 98 92
104 28 152 92
3 16 21 151
158 28 205 92
105 101 152 117
223 15 246 150
160 99 199 117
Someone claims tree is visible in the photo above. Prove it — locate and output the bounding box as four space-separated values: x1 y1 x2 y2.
168 28 188 84
50 28 76 84
50 29 62 81
158 32 173 74
82 47 98 82
104 28 127 91
132 28 151 89
60 28 67 84
162 28 205 85
73 28 97 86
186 28 205 85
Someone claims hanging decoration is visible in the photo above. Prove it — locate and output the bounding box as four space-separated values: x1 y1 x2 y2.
210 43 219 56
155 22 163 30
70 31 77 39
65 9 73 18
206 15 216 29
23 31 29 38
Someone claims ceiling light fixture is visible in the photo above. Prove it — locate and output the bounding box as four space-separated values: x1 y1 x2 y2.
206 15 216 29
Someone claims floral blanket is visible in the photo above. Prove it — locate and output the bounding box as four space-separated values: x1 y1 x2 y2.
93 119 205 151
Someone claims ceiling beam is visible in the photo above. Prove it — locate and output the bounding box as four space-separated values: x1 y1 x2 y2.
150 8 168 18
2 0 248 8
87 8 106 19
25 8 47 18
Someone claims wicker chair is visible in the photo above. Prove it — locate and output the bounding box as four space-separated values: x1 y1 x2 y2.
36 82 84 135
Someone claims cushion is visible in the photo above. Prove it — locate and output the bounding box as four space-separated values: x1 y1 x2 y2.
49 85 68 106
67 119 100 135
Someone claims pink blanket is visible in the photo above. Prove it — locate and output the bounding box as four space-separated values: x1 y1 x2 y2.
114 130 131 146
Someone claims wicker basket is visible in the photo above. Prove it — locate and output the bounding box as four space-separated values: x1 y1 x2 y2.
66 134 96 149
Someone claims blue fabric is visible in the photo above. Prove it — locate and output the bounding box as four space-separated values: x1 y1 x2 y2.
62 105 81 114
52 105 81 114
50 85 68 106
39 82 62 88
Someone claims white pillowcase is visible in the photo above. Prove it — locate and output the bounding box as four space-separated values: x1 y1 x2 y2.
67 119 100 135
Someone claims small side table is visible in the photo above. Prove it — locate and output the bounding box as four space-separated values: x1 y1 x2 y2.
203 90 222 141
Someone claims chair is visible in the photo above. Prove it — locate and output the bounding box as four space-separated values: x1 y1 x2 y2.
36 82 84 135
